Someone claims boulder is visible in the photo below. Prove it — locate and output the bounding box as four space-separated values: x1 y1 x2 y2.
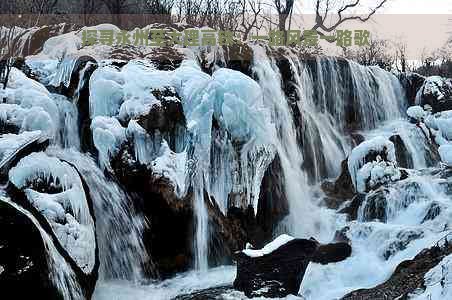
4 152 99 297
0 133 49 183
256 155 290 238
0 199 64 299
136 86 186 152
233 235 351 298
415 76 452 113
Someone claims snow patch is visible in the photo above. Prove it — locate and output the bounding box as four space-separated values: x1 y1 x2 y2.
242 234 295 258
91 116 126 170
348 136 396 189
439 144 452 167
356 157 401 193
407 106 426 121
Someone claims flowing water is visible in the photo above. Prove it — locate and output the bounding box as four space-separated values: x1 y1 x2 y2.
5 28 449 300
47 147 152 281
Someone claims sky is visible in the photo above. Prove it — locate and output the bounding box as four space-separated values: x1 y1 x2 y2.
290 0 452 58
297 0 452 14
381 0 452 14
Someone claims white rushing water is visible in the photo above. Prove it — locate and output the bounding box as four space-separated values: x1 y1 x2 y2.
47 147 152 281
0 197 85 300
7 24 452 300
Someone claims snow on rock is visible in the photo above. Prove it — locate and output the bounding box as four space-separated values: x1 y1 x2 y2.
89 66 126 118
415 76 452 113
0 68 59 138
26 24 120 85
91 116 126 170
407 106 426 121
9 152 96 274
356 158 401 193
242 234 294 258
416 76 452 102
0 131 43 164
348 136 397 189
212 68 276 144
151 141 187 197
125 120 187 195
424 110 452 143
439 144 452 167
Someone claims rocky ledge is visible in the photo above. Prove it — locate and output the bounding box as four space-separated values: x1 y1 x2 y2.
233 235 351 298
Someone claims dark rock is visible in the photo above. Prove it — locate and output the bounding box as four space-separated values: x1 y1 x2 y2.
382 230 424 260
233 238 351 298
172 286 234 300
110 143 266 277
422 202 442 223
321 158 356 202
339 194 366 221
256 155 290 239
6 170 99 299
0 199 63 299
136 86 187 152
416 76 452 113
390 134 414 169
10 24 78 57
398 72 426 106
138 87 185 131
351 133 365 148
222 43 254 78
359 188 389 222
342 235 452 300
333 226 351 243
144 47 184 71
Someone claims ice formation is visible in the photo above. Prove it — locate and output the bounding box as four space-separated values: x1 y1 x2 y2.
9 21 452 300
356 158 401 193
407 105 427 121
348 136 397 189
439 144 452 167
0 68 59 138
9 152 96 274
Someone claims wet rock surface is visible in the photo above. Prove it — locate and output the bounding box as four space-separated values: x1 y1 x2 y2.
321 159 356 203
342 235 452 300
110 142 274 277
398 72 426 106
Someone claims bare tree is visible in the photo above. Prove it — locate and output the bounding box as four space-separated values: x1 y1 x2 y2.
273 0 295 32
312 0 387 38
34 0 60 25
343 36 393 71
0 26 19 91
393 38 408 73
100 0 128 26
239 0 265 40
82 0 104 26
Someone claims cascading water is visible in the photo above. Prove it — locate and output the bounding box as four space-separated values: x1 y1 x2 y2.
52 93 81 149
0 197 84 300
251 45 331 239
7 23 452 300
308 57 406 131
47 147 152 280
